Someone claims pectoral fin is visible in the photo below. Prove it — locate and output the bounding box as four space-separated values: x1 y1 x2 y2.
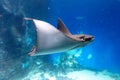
57 18 71 35
28 46 37 56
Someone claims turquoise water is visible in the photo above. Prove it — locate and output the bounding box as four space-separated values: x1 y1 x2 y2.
0 0 120 80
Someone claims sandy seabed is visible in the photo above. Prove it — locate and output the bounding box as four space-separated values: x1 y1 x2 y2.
22 68 120 80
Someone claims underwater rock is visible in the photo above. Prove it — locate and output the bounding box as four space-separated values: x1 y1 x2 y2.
0 0 49 80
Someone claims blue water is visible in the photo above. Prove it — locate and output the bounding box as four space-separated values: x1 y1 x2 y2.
48 0 120 73
0 0 120 79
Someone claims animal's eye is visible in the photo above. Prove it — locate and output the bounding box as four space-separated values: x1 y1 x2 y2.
79 36 85 39
78 36 85 41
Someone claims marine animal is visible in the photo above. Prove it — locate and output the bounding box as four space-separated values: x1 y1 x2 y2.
25 18 94 56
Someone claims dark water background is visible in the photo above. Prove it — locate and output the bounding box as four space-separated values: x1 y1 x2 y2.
0 0 120 79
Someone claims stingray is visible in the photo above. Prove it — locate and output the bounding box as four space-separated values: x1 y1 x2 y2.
25 18 94 56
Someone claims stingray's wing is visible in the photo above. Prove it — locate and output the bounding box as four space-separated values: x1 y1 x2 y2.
32 19 74 52
57 18 81 41
33 19 62 48
57 18 72 35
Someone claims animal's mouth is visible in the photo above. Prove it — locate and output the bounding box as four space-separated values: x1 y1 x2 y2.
85 36 94 41
79 35 94 42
